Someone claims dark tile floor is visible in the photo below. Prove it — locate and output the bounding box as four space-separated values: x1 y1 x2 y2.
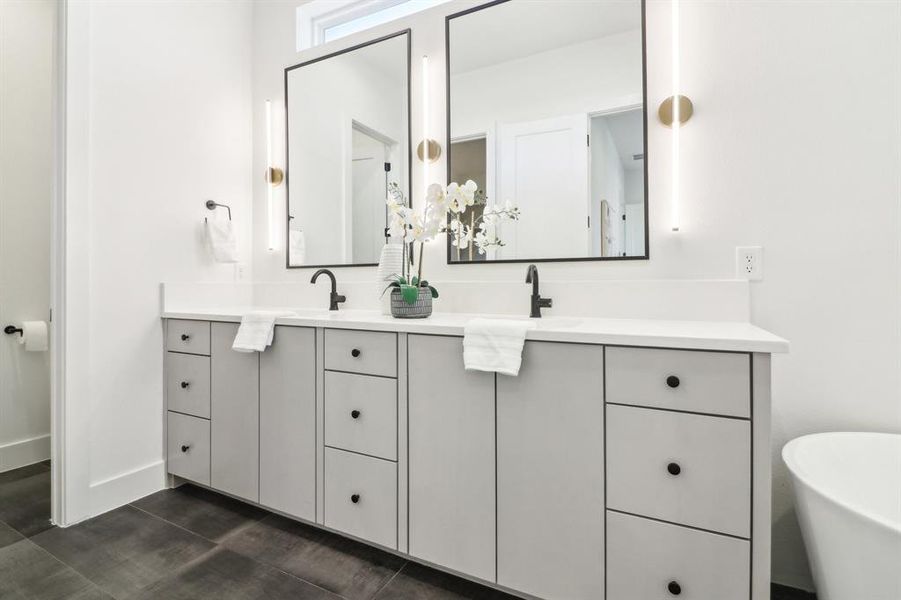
0 462 817 599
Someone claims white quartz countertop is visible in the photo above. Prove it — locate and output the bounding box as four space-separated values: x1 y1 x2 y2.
161 308 789 353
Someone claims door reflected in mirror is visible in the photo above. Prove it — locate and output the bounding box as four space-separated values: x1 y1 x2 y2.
446 0 648 264
286 31 410 268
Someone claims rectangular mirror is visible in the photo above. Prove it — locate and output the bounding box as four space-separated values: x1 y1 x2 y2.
286 31 410 268
446 0 647 264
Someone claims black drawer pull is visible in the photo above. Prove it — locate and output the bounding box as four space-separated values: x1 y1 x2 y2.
181 334 191 341
668 580 682 595
667 462 682 476
351 494 360 504
351 348 361 358
351 410 361 419
181 445 191 453
666 375 680 388
180 381 190 389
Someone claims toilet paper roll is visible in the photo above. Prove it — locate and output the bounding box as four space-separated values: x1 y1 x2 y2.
18 321 48 352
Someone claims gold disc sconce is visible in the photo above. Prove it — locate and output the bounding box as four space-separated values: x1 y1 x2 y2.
417 139 442 163
658 94 694 127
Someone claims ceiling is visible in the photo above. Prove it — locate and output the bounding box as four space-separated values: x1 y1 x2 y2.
449 0 641 74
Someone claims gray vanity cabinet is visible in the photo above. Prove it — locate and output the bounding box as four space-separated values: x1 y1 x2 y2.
260 326 316 520
496 341 605 600
408 334 497 584
210 322 260 503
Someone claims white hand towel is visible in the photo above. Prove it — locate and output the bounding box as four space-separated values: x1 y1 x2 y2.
376 243 404 282
376 243 405 315
206 218 239 263
289 230 306 266
463 318 537 376
232 311 293 353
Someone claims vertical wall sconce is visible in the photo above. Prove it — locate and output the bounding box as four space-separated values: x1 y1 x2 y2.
265 99 284 252
417 54 441 191
659 0 693 232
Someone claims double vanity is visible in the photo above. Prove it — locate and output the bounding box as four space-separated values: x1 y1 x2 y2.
162 309 787 600
165 1 789 597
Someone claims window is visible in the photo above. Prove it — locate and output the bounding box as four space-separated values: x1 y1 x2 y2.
297 0 451 51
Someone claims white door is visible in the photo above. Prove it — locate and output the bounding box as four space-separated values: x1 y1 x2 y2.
497 114 589 259
351 128 388 264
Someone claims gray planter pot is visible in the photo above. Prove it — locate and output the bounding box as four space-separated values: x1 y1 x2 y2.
391 287 433 319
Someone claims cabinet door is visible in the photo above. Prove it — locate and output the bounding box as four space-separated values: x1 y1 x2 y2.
210 322 259 502
260 326 316 520
408 334 496 583
497 341 604 600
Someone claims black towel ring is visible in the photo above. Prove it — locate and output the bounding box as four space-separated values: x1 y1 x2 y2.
205 200 232 221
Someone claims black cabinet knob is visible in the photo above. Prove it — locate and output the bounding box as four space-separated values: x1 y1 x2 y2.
351 348 361 358
351 410 361 419
667 462 682 476
181 334 190 341
668 580 682 595
181 445 190 453
180 381 190 389
351 494 360 504
666 375 680 388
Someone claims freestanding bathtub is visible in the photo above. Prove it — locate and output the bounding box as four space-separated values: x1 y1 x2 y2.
783 432 901 600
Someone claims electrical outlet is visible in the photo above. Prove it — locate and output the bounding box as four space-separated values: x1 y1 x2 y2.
736 246 763 280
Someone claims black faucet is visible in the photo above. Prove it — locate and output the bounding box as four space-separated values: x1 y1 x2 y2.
525 264 553 318
310 269 346 311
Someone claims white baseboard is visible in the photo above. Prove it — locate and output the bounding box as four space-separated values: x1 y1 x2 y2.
0 434 50 473
89 460 166 517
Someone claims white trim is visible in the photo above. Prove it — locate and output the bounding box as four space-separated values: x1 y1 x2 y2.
54 0 93 527
297 0 450 51
89 461 166 517
297 0 403 51
0 435 51 473
50 0 67 528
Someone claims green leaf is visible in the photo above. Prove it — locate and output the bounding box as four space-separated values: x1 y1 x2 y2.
411 276 419 287
428 285 439 299
400 284 419 305
380 281 401 298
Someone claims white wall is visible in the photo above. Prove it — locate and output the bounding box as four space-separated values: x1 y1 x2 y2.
0 0 54 472
64 0 252 519
251 0 901 590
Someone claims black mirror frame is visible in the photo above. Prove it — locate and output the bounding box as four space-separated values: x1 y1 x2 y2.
284 29 412 269
444 0 649 265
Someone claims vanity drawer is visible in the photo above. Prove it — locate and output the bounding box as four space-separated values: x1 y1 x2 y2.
324 447 397 549
166 319 211 355
325 371 397 461
606 510 750 600
606 404 751 538
606 347 750 418
325 329 397 378
167 411 210 486
166 352 211 418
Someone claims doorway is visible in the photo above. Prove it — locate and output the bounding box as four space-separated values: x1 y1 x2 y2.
349 121 399 264
0 0 56 535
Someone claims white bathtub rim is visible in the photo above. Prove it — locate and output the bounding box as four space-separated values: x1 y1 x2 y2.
782 431 901 537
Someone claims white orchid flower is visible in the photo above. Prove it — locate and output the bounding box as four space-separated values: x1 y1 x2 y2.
460 180 478 207
426 183 447 210
387 212 407 238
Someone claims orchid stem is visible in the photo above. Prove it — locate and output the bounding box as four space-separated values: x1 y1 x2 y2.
417 242 424 283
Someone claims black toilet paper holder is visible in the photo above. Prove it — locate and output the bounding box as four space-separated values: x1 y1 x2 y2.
4 325 23 336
